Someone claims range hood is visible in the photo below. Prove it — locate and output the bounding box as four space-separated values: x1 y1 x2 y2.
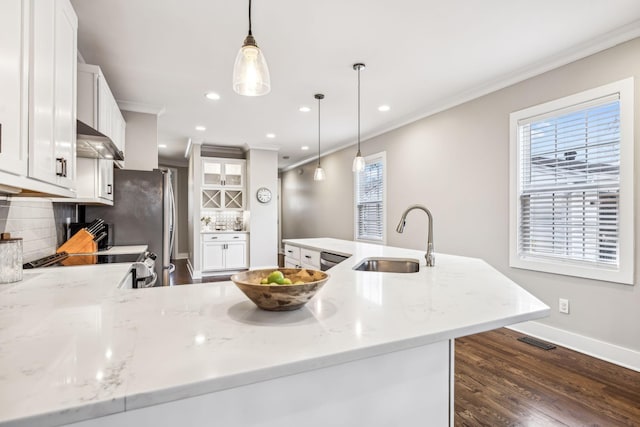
76 120 124 161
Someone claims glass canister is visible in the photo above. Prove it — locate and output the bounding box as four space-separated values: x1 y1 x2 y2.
0 234 23 283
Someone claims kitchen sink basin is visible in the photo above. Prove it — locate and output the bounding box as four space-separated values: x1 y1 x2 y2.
353 257 420 273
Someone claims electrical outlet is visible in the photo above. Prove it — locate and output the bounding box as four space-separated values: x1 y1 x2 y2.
559 298 570 314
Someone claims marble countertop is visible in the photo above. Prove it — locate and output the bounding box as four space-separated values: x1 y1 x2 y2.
96 245 148 255
200 230 248 234
0 238 549 426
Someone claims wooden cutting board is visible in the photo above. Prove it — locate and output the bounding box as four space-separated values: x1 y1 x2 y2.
57 229 97 254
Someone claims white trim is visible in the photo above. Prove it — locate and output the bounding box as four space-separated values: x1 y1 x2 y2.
117 100 166 116
508 321 640 373
353 151 387 245
176 252 189 260
509 77 635 285
281 21 640 173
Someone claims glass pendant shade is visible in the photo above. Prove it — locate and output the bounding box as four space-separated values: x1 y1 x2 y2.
233 35 271 96
352 152 365 172
313 166 326 181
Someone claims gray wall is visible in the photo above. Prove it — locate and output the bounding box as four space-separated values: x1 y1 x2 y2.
281 37 640 352
176 166 189 257
122 110 158 171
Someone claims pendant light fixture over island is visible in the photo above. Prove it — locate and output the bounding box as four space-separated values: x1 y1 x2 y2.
313 93 326 181
352 63 366 172
232 0 271 96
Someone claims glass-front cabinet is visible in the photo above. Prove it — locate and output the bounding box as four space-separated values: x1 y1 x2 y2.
202 159 245 187
201 158 246 210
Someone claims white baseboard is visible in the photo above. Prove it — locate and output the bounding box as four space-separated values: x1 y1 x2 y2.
186 259 201 280
508 321 640 373
175 252 189 260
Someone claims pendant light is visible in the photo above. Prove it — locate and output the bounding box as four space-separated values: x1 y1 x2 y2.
352 63 366 172
232 0 271 96
313 94 326 181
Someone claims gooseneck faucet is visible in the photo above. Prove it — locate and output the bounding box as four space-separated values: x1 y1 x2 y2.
396 205 435 267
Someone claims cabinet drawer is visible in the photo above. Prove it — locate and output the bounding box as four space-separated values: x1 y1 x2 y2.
300 248 320 269
284 257 299 268
202 233 247 242
283 244 300 261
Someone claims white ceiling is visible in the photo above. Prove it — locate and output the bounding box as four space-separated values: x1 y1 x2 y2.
70 0 640 169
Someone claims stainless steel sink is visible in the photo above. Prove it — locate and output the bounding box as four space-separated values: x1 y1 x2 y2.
353 257 420 273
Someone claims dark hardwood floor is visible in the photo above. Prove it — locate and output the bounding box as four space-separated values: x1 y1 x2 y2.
455 328 640 426
169 258 232 286
170 260 640 426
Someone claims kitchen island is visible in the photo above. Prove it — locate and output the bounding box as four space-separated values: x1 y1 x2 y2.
0 239 548 426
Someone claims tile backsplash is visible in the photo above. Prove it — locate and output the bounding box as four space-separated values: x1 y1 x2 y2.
0 198 75 263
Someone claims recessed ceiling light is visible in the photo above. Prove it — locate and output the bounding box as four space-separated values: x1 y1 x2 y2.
266 133 276 139
299 106 311 112
205 92 220 100
195 125 206 131
301 146 309 150
158 144 167 148
378 105 391 112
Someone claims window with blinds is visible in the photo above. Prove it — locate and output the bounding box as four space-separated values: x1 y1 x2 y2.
509 78 634 284
355 152 386 242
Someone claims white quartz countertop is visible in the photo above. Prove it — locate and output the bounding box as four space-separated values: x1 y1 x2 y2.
96 245 148 255
0 238 549 426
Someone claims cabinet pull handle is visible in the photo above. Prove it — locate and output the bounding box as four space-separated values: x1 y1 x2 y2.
56 157 67 177
107 184 113 195
305 255 311 259
233 236 239 239
287 250 292 253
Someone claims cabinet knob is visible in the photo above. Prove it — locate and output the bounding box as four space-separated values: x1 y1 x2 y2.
107 184 113 195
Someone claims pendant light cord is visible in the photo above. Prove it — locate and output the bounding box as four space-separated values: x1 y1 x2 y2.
357 66 361 152
248 0 253 35
317 96 321 167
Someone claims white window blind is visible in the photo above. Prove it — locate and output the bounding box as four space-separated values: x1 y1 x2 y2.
510 78 634 284
355 153 385 242
518 96 621 266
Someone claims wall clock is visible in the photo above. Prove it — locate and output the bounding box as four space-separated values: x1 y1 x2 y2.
256 187 272 203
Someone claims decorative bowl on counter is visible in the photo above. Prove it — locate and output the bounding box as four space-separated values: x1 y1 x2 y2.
231 268 329 311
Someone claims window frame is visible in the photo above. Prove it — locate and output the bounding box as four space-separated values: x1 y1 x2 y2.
509 77 634 285
354 151 387 244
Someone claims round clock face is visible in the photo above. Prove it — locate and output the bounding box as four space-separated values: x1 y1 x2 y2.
256 187 272 203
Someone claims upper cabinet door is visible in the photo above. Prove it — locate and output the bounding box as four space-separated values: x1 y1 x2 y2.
29 0 77 189
53 0 77 188
202 160 223 186
223 161 244 187
0 0 28 176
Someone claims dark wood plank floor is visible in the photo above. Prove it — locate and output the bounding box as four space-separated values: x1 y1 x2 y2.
170 260 640 426
455 328 640 426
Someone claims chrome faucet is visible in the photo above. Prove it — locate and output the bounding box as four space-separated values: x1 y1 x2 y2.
396 205 435 267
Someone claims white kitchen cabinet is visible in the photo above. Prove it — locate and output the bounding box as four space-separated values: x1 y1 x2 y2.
77 63 126 155
202 233 248 272
29 0 77 190
70 157 114 205
283 244 320 270
202 159 245 188
0 0 29 177
202 241 225 271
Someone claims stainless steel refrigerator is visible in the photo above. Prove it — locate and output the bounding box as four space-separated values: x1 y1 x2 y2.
85 168 176 286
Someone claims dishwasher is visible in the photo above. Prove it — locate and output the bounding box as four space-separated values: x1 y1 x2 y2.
319 251 349 271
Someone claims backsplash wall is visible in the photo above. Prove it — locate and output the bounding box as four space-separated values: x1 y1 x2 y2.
0 198 75 263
